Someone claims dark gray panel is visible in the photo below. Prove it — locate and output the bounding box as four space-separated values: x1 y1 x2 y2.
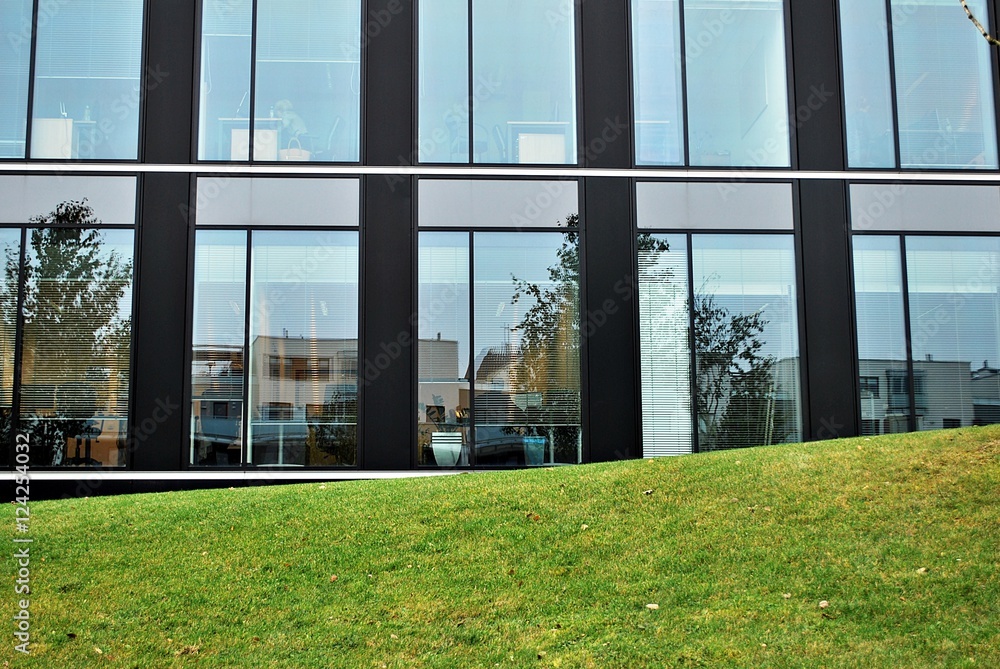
799 180 858 440
584 177 638 461
361 175 413 468
580 0 631 168
143 0 197 164
364 0 414 165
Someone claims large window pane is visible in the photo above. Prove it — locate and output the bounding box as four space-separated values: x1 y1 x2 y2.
0 230 21 466
906 237 1000 430
891 0 998 169
631 0 684 165
840 0 896 168
638 233 691 456
198 0 361 162
692 235 801 450
0 0 32 158
685 0 790 167
248 231 359 466
198 0 253 161
417 233 471 466
418 0 469 163
473 232 581 466
472 0 577 164
853 236 910 435
20 217 133 467
30 0 144 159
252 0 361 162
190 230 247 466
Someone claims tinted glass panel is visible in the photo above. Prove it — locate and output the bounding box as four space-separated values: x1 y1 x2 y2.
198 0 253 161
906 237 1000 430
418 0 469 163
840 0 895 168
0 0 32 158
638 233 691 456
20 219 133 467
691 234 801 450
194 177 360 227
31 0 144 159
417 232 471 466
472 0 577 164
190 230 246 466
247 231 359 466
853 235 910 435
418 180 579 229
685 0 790 167
635 182 794 230
473 232 581 465
631 0 684 165
891 0 998 169
0 176 137 225
252 0 361 162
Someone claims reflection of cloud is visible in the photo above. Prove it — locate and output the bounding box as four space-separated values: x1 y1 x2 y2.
495 302 505 317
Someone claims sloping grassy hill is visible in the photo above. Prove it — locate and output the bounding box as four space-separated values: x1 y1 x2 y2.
8 427 1000 668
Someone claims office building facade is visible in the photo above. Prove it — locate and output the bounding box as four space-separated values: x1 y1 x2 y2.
4 0 1000 496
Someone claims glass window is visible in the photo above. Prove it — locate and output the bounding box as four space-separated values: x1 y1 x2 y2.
248 231 359 466
416 228 582 467
30 0 145 160
839 0 895 168
190 230 247 466
417 232 471 466
638 233 691 456
891 0 998 169
691 234 801 450
631 0 683 165
190 227 360 467
419 0 578 165
198 0 361 162
18 216 134 467
0 175 137 225
0 0 32 158
473 232 581 465
853 235 911 435
906 237 1000 430
417 0 468 163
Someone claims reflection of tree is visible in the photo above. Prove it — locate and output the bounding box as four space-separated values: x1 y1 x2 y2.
506 214 581 462
693 290 779 451
1 200 133 466
307 386 357 466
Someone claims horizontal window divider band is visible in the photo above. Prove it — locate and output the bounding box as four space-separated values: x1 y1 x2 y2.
5 163 1000 183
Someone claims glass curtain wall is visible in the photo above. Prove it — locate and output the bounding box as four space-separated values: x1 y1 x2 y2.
190 227 360 467
853 235 1000 433
841 0 999 169
417 230 581 467
418 0 578 164
0 231 21 467
0 0 32 158
198 0 362 162
30 0 145 159
631 0 791 167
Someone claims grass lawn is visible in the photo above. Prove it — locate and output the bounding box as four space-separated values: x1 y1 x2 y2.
6 426 999 668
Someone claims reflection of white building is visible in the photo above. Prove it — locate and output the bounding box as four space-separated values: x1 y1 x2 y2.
857 359 1000 434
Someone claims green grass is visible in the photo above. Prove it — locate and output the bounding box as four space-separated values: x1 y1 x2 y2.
6 427 1000 668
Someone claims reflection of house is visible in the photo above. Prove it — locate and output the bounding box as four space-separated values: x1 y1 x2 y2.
857 359 1000 434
